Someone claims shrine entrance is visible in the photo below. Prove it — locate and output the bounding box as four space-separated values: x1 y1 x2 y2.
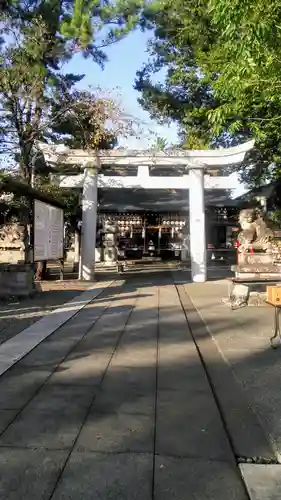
38 140 254 282
98 212 187 262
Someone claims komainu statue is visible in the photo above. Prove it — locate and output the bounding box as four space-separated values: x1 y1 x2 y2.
237 208 274 252
0 223 27 250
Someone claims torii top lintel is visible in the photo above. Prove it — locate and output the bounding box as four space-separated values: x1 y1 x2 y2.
37 140 254 169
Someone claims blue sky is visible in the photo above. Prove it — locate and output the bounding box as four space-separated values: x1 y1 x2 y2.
65 29 179 149
65 28 244 195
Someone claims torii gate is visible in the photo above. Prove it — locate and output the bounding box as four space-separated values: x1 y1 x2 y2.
38 140 254 282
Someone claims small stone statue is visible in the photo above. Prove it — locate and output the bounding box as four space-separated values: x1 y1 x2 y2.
0 223 27 250
237 208 274 252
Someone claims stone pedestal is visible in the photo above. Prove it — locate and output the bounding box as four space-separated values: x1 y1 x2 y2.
103 224 117 263
232 252 281 280
0 263 36 299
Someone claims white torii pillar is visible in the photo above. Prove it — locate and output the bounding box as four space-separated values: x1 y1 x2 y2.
79 167 98 281
189 168 206 282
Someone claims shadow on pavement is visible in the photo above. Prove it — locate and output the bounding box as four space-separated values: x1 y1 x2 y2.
0 270 279 499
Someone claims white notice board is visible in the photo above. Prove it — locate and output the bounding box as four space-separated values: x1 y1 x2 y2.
34 200 64 261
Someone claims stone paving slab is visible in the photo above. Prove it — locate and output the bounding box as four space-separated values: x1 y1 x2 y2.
0 385 94 450
240 464 281 500
103 365 156 390
0 317 43 348
76 411 154 453
154 456 248 500
0 410 18 434
0 365 53 410
157 360 210 392
156 388 234 461
49 351 112 386
0 280 114 377
51 452 153 500
0 448 68 500
25 384 94 412
92 387 155 416
19 337 85 369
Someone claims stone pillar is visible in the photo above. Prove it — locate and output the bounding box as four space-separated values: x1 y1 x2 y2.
181 217 189 262
79 167 98 281
189 168 207 282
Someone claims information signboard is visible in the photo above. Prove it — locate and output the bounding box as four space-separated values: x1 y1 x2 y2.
34 200 64 261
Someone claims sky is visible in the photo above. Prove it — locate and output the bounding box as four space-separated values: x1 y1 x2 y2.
65 28 244 196
65 29 179 149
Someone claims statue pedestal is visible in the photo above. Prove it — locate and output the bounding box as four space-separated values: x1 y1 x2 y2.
225 209 281 308
0 263 36 299
237 252 273 266
232 253 281 280
227 254 281 309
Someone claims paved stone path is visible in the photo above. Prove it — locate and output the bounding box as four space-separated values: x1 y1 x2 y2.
0 280 99 346
180 273 281 500
0 271 256 499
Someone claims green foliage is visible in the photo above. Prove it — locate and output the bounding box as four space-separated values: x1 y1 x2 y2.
136 0 281 188
48 89 123 150
37 182 81 227
150 136 168 151
3 0 145 51
135 0 222 149
206 0 281 186
0 0 149 180
0 0 148 225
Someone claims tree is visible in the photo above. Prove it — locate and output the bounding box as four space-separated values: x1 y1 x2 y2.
0 0 147 274
0 0 151 182
135 0 281 188
135 0 225 149
206 0 281 186
2 0 145 51
34 87 131 224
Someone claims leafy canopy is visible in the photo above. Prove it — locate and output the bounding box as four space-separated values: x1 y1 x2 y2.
135 0 281 187
0 0 152 226
0 0 150 180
